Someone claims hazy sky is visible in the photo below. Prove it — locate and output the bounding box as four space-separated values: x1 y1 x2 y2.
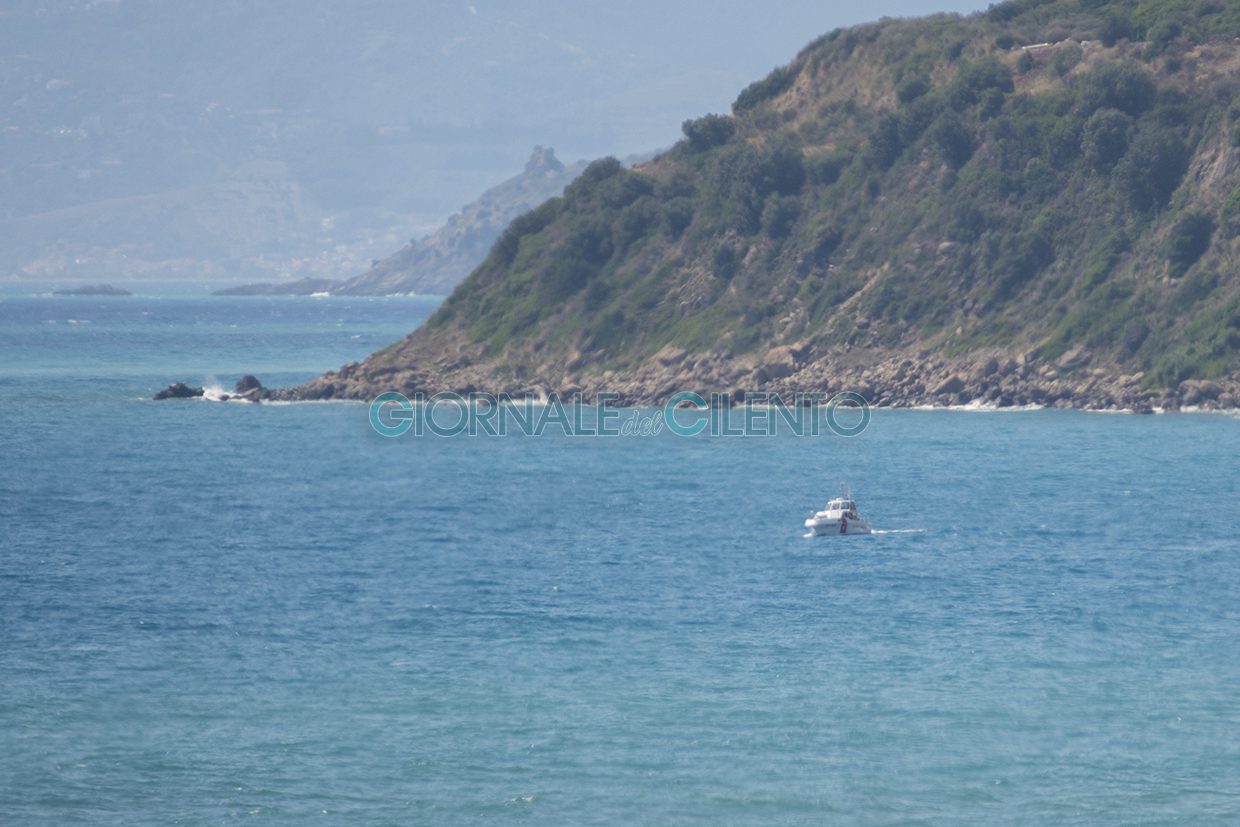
0 0 995 278
437 0 996 167
2 0 994 208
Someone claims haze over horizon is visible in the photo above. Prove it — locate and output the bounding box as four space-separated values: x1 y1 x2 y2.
0 0 988 283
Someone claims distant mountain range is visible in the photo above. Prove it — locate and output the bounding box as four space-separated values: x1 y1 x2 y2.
1 0 882 283
334 147 589 296
215 147 589 296
283 0 1240 410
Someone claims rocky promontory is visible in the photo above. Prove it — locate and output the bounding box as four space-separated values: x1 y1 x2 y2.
269 7 1240 414
208 5 1240 415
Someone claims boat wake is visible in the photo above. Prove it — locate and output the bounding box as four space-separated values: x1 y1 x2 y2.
802 528 925 539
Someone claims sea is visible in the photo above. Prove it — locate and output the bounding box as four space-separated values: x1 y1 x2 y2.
2 285 1238 825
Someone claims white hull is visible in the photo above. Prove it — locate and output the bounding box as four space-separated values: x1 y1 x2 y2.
805 486 871 536
804 516 872 536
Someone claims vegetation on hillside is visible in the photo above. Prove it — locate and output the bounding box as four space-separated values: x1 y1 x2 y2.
420 0 1240 389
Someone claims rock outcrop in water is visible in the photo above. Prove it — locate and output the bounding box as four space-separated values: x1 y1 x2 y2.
234 375 263 394
154 376 268 402
153 382 204 400
231 375 264 402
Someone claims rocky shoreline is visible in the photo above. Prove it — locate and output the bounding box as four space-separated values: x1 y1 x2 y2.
209 342 1240 413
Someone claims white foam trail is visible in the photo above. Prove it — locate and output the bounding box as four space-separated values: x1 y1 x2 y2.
871 528 927 534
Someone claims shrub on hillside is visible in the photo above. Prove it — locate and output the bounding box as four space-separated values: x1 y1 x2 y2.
1075 62 1156 116
1221 187 1240 234
1099 11 1140 47
490 198 562 266
1053 42 1082 76
1165 212 1213 276
712 245 740 280
733 65 798 113
1113 128 1188 212
574 164 653 210
897 75 931 104
867 113 905 169
1081 108 1133 171
661 198 695 239
931 114 975 169
761 195 802 238
613 197 661 254
707 140 806 233
805 152 850 186
947 57 1013 110
567 157 624 194
682 114 736 152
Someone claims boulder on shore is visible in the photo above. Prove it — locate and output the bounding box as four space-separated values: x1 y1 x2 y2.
933 375 966 395
1179 379 1223 406
153 382 204 400
761 345 799 379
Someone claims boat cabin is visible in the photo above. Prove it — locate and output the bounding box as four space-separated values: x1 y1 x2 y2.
826 498 858 517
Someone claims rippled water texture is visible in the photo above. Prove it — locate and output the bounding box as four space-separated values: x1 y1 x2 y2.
2 290 1238 824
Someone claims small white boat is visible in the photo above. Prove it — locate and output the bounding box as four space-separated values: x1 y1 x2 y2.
804 485 872 536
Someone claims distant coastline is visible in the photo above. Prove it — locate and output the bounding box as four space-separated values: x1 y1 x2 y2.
51 283 131 296
213 277 342 297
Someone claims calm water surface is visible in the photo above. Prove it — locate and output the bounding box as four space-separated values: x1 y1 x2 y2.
1 289 1238 824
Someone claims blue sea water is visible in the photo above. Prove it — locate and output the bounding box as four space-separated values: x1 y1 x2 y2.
2 287 1239 824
